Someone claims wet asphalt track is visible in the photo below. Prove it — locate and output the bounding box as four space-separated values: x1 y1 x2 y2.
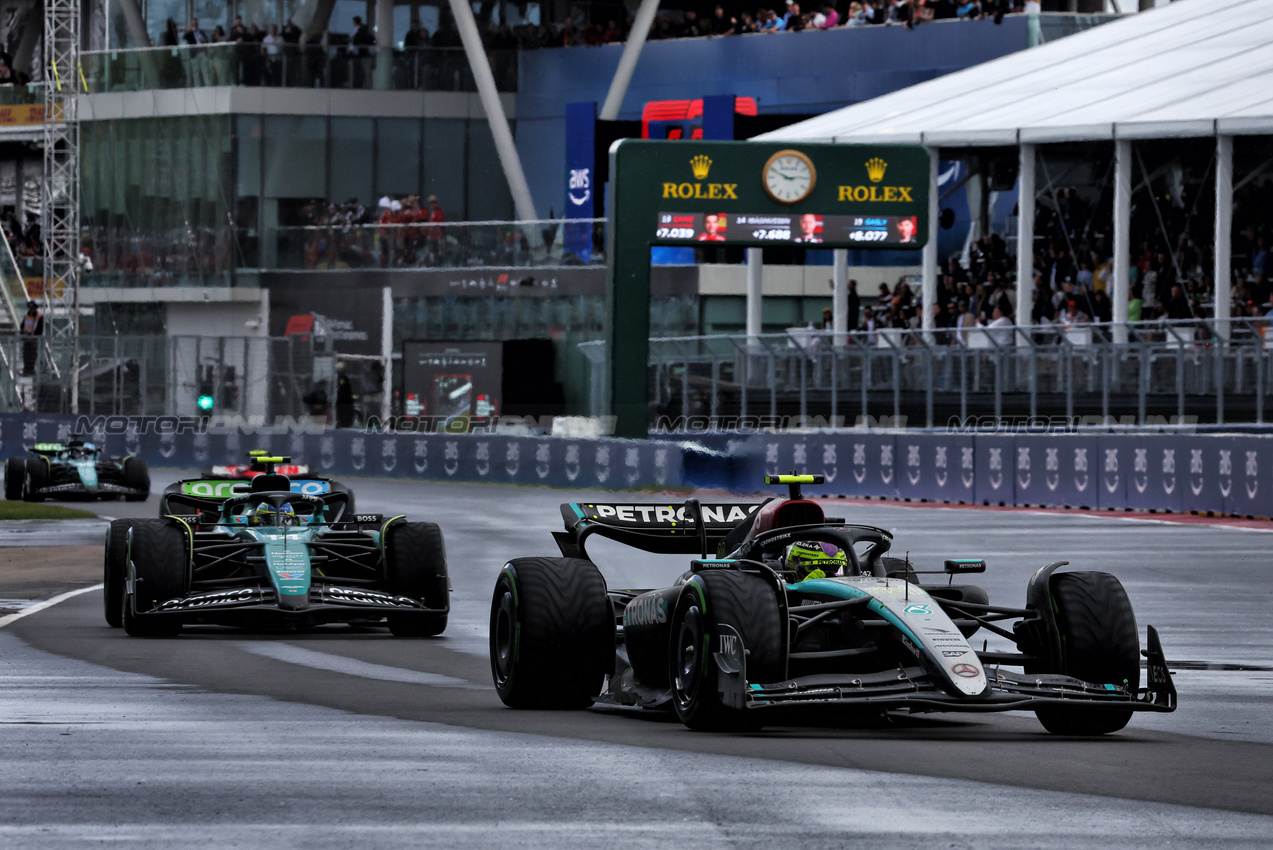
2 470 1273 847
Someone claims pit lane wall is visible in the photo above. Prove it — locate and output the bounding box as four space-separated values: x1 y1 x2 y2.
1 414 1271 517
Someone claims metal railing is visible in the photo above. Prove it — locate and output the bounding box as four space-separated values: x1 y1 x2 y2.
0 332 359 419
263 219 603 271
81 43 517 94
581 319 1273 428
78 219 602 285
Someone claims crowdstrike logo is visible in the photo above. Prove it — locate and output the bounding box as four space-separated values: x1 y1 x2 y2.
624 447 640 486
505 442 520 477
1103 448 1119 494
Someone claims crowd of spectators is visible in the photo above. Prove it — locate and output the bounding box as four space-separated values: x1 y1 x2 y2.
1 211 42 259
297 194 479 270
842 184 1273 347
151 0 1039 67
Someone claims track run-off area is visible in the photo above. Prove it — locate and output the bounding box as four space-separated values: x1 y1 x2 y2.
2 470 1272 848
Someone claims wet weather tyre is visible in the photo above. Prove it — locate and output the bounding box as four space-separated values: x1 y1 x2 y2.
4 458 24 501
670 571 784 732
122 457 150 501
490 557 614 709
23 456 46 501
122 519 186 637
1035 571 1139 736
384 521 448 636
103 519 133 628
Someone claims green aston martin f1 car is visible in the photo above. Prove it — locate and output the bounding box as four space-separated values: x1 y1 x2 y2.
5 439 149 502
105 460 446 637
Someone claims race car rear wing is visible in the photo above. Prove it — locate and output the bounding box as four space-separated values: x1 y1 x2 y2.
554 501 763 558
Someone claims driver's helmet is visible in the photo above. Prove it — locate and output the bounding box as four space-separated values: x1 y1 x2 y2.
251 502 296 527
783 540 847 581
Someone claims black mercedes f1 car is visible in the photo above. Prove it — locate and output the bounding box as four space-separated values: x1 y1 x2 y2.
5 439 149 502
489 474 1177 735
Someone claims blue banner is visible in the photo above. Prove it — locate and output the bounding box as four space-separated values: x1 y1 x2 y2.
564 101 596 263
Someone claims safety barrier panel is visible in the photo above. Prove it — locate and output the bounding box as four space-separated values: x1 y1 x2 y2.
2 414 1270 517
734 430 1273 519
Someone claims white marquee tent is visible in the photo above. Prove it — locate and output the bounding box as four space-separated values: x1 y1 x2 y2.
756 0 1273 340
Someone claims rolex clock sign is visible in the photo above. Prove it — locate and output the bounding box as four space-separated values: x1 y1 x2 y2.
615 140 931 250
604 140 931 438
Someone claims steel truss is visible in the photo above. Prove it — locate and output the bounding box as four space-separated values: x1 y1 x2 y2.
42 0 81 340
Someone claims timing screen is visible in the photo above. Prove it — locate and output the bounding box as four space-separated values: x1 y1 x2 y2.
655 212 920 246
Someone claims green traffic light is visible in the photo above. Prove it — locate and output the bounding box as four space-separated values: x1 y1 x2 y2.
197 394 215 411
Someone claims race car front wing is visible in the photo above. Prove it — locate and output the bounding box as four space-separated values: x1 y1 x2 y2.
722 625 1176 717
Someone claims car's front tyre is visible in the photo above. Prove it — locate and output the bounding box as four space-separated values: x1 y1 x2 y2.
384 521 448 636
1034 571 1139 736
670 570 784 732
122 519 185 638
103 519 133 628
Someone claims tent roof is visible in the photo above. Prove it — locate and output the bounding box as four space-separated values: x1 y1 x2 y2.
754 0 1273 147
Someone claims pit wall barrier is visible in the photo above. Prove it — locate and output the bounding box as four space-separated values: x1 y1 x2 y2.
1 414 1270 517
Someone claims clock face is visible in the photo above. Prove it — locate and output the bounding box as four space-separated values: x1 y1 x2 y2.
764 150 816 205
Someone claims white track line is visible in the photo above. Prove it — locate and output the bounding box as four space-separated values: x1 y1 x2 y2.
0 583 102 630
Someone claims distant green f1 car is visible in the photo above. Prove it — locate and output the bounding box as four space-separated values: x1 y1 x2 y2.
5 439 149 502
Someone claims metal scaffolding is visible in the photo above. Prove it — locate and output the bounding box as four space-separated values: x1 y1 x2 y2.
41 0 81 340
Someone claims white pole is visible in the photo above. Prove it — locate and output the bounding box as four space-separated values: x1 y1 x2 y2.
1016 143 1035 340
381 285 393 422
374 0 394 90
447 0 542 248
1113 139 1131 343
746 248 763 345
832 248 848 348
1214 134 1233 341
599 0 661 121
921 147 938 338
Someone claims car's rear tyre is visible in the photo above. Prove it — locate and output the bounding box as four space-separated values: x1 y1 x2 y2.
122 457 150 501
1034 571 1139 736
23 457 46 501
670 571 784 732
384 521 448 637
4 458 25 501
122 519 185 637
490 556 614 709
103 519 133 628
